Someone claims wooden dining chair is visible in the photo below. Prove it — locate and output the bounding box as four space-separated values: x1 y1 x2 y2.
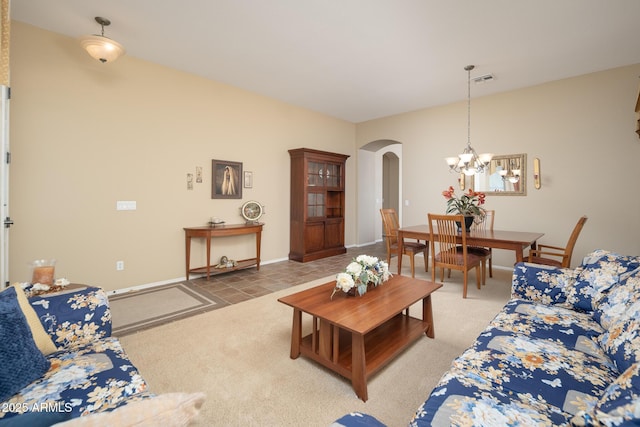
467 209 495 285
527 216 588 268
380 208 427 278
428 213 482 298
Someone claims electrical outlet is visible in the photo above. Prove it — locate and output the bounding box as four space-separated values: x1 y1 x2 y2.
116 261 124 271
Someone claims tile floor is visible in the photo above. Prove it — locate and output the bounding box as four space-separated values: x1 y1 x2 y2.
188 241 394 305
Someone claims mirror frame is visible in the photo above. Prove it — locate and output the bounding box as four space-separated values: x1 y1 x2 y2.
472 153 527 196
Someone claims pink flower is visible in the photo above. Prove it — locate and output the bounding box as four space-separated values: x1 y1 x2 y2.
442 187 487 217
442 186 455 200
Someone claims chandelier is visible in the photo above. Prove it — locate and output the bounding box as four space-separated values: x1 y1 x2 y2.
79 17 126 63
498 158 521 183
445 65 493 176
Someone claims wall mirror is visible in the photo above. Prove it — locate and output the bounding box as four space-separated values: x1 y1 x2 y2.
472 153 527 196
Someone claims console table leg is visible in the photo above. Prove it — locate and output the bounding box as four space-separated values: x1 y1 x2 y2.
185 236 191 280
205 236 211 279
256 230 262 271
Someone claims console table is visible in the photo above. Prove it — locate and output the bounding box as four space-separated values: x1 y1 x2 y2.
184 223 263 280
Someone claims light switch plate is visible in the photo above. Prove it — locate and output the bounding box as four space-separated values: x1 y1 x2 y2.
116 201 137 211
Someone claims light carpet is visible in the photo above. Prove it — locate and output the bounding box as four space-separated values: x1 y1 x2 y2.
119 269 513 426
109 282 228 337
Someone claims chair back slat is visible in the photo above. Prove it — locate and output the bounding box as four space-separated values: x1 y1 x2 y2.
380 208 399 247
471 209 495 232
429 213 467 267
428 213 482 298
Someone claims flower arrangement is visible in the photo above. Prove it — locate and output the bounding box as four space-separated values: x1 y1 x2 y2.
15 278 71 297
331 255 391 299
442 186 486 217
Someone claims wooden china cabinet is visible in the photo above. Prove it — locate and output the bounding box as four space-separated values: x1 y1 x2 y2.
288 148 349 262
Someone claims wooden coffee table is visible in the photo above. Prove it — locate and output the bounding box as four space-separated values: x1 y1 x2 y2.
278 275 442 401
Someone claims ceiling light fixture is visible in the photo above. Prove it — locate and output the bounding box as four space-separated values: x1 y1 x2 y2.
79 17 125 63
445 65 493 176
498 158 521 183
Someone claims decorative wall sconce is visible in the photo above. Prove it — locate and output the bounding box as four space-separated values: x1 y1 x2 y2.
534 158 541 189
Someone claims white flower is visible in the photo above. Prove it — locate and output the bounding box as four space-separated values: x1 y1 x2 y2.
336 273 355 292
32 283 50 292
54 278 70 287
356 255 378 266
346 261 363 276
332 255 392 298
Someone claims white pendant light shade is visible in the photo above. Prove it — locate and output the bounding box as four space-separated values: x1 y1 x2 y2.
79 17 125 63
79 35 125 63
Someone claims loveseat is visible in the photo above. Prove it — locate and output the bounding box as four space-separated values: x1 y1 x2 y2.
0 283 204 426
335 249 640 426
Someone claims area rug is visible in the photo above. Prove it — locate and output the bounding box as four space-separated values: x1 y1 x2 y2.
120 269 513 426
109 282 227 337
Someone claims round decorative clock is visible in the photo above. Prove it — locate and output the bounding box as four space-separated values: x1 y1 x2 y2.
241 200 264 222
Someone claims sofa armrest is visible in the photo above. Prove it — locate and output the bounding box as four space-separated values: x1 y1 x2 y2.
511 262 579 306
26 285 112 351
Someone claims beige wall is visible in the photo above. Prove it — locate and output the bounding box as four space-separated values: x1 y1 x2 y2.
357 64 640 268
9 22 356 291
10 21 640 291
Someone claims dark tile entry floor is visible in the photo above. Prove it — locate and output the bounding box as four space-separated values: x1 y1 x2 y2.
188 242 389 306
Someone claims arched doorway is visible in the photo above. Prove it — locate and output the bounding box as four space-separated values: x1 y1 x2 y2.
357 140 402 245
382 152 399 212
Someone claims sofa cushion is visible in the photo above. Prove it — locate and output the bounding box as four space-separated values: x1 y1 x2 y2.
0 287 51 402
594 267 640 330
496 299 609 362
594 362 640 426
567 250 640 312
598 316 640 373
0 337 149 421
0 410 71 427
413 368 572 426
511 263 578 306
471 332 617 411
571 362 640 427
52 392 206 427
331 412 387 427
27 286 112 350
11 284 58 355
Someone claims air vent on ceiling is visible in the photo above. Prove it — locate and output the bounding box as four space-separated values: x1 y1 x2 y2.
473 73 495 84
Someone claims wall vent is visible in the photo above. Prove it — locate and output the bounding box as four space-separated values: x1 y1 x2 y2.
473 73 495 84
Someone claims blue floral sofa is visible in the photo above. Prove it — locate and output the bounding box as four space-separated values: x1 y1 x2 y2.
335 249 640 427
1 284 204 426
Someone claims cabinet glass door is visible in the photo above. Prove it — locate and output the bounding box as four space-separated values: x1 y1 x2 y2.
307 161 323 187
307 192 325 218
325 163 341 188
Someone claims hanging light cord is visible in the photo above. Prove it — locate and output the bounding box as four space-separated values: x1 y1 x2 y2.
466 64 473 150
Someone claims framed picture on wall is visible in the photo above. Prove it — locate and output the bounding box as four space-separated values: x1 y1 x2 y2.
212 159 242 199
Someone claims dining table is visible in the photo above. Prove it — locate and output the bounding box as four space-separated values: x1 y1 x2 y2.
396 224 545 275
